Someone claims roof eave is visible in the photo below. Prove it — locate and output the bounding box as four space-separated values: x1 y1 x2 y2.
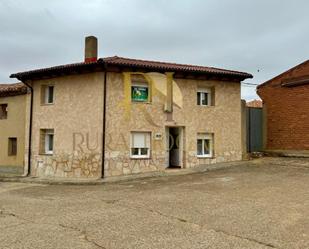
104 62 253 81
10 59 105 81
10 57 253 82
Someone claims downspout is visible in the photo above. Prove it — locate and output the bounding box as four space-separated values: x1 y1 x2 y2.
22 80 33 176
101 69 107 178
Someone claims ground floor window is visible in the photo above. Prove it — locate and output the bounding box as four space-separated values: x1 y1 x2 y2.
130 132 151 158
40 129 54 155
8 137 17 156
197 133 214 157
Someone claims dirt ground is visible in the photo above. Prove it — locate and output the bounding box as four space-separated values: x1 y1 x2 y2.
0 157 309 249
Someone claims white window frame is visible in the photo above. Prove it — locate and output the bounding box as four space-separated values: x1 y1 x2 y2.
130 132 151 159
131 82 150 103
197 133 213 158
197 88 211 106
44 85 54 104
44 129 54 155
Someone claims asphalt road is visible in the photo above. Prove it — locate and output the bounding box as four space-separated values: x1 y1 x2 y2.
0 158 309 249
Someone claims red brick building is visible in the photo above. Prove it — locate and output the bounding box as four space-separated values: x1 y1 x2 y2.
257 60 309 150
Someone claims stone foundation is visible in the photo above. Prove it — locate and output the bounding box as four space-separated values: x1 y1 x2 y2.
104 151 166 177
31 151 101 178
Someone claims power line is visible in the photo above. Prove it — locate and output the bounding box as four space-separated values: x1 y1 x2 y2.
242 82 259 86
242 84 258 87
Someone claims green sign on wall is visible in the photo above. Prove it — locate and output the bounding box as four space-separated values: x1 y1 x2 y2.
131 86 149 102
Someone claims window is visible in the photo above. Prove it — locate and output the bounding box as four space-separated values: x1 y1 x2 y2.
130 132 151 158
197 133 214 157
0 104 8 119
131 83 149 102
8 138 17 156
41 85 54 104
40 129 54 155
197 88 212 106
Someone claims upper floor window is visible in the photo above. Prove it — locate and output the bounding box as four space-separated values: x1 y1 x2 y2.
8 137 17 156
197 133 214 158
40 129 54 155
41 85 54 105
197 88 213 106
130 132 151 158
0 104 8 119
131 82 149 102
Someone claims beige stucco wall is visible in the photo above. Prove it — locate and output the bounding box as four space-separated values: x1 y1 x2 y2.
0 94 27 167
29 72 104 178
28 71 242 178
104 72 242 177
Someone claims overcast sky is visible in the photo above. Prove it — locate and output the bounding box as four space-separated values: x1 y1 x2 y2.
1 0 309 100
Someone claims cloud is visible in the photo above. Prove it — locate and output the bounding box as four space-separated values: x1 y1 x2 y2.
0 0 308 100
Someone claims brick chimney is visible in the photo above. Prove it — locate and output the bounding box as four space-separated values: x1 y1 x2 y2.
84 36 98 63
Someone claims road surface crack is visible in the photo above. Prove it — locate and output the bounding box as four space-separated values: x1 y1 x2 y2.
59 223 106 249
1 208 106 249
0 209 17 218
212 228 278 248
148 208 189 223
101 199 120 204
83 232 107 249
130 205 279 249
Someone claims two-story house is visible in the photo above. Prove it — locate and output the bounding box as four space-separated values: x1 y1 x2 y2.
10 36 252 178
0 83 27 171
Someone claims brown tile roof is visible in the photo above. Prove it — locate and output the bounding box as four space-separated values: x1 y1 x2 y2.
246 99 263 108
104 56 253 78
0 83 28 97
11 56 253 81
257 60 309 89
10 60 102 81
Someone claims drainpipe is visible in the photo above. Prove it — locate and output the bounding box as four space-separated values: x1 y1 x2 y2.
101 70 107 178
22 80 33 176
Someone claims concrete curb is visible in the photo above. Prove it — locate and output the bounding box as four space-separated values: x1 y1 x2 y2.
0 160 251 185
263 150 309 158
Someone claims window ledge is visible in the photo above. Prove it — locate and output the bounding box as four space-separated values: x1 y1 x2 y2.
130 156 151 160
131 101 151 105
41 103 54 106
197 105 215 108
39 153 54 156
197 155 214 159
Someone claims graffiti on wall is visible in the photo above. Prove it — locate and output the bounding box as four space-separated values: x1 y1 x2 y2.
31 72 188 178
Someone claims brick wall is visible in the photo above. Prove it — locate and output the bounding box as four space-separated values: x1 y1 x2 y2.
257 61 309 150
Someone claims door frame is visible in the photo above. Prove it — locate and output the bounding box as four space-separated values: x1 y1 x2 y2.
165 126 184 168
